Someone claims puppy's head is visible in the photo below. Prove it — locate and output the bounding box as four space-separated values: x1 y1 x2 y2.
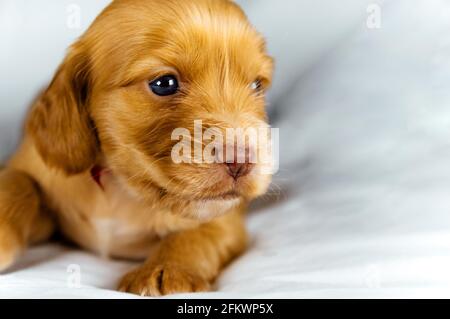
28 0 274 218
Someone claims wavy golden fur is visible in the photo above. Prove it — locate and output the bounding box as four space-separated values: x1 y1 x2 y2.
0 0 273 296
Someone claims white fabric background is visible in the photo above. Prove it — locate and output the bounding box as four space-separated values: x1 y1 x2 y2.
1 0 450 298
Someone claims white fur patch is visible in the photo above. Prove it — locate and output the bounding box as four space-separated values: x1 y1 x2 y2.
195 198 241 221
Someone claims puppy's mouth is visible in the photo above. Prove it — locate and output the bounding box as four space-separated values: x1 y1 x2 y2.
172 189 241 202
195 190 241 202
140 173 241 202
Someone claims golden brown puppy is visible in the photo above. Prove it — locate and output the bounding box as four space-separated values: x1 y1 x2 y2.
0 0 273 296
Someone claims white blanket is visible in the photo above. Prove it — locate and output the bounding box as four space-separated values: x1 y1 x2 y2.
1 0 450 298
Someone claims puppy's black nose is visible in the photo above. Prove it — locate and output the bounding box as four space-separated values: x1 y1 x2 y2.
226 162 253 179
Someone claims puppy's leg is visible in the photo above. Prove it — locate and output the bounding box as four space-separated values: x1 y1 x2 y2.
0 169 55 271
119 209 248 296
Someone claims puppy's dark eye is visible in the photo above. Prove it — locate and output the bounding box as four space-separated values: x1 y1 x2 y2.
149 75 179 96
250 79 263 92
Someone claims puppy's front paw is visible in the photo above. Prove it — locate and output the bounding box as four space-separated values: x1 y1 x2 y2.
118 263 210 296
0 230 22 272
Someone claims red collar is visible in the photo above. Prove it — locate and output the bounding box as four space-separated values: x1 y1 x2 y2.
90 165 105 190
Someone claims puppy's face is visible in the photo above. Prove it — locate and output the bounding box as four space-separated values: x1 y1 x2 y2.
29 0 274 218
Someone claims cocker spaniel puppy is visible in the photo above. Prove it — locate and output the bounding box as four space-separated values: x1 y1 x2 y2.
0 0 274 296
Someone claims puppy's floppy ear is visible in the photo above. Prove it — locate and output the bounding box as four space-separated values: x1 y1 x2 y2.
27 44 98 175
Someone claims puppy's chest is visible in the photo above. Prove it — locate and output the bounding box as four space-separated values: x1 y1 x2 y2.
56 177 198 260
